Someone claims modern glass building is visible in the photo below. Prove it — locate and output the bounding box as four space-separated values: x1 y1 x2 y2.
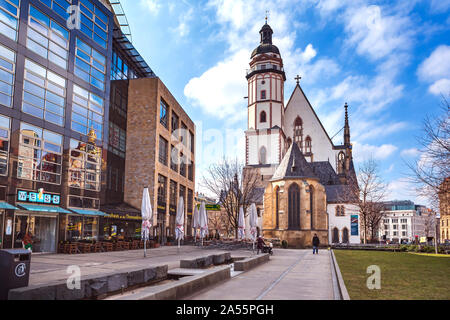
0 0 157 252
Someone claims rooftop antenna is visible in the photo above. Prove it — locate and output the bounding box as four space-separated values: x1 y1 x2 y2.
265 10 269 24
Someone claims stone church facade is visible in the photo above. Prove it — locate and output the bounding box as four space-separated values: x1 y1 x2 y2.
244 22 361 248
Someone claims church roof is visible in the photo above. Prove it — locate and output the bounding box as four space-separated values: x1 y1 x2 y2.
310 161 341 185
271 142 317 181
325 185 359 203
251 43 280 58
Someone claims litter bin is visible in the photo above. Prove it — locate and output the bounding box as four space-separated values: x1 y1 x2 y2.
0 249 31 300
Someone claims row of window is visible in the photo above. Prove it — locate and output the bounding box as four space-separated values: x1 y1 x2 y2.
160 99 194 154
158 174 194 214
386 231 408 237
384 224 408 230
0 115 102 189
1 2 108 91
384 218 408 224
111 50 137 80
0 44 105 140
159 135 194 181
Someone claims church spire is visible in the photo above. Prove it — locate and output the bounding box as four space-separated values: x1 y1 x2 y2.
344 103 350 146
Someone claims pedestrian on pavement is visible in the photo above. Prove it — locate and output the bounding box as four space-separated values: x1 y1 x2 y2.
312 234 320 254
256 236 265 254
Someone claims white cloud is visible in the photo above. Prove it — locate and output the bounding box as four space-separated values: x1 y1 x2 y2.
172 8 194 37
401 148 421 157
301 44 317 63
352 142 398 162
140 0 161 15
429 79 450 95
184 49 249 120
344 5 415 61
417 45 450 96
430 0 450 13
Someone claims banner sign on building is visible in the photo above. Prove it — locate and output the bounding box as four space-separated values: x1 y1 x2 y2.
17 190 60 205
351 215 359 236
196 204 221 211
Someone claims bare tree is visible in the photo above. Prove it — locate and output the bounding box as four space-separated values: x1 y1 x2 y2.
354 159 387 243
407 95 450 211
202 158 260 238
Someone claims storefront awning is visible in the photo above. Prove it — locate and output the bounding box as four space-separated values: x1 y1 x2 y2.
70 209 108 217
18 204 71 213
0 202 19 210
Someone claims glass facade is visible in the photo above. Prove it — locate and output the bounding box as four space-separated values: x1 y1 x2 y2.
0 114 9 176
69 138 101 191
71 84 104 139
39 0 71 20
0 0 20 41
75 37 106 91
17 122 63 184
79 0 108 49
27 5 69 69
0 44 15 107
22 59 67 126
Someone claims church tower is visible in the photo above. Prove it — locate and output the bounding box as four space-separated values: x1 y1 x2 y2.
245 20 286 175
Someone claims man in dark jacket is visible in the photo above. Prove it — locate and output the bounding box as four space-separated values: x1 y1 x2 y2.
312 234 320 254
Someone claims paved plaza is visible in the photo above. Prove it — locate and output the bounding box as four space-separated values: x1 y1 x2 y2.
26 246 336 300
185 248 335 300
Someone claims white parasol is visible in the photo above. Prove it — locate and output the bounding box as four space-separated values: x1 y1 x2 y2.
249 203 258 252
199 201 209 246
192 204 200 242
238 206 245 240
141 187 153 258
175 196 185 252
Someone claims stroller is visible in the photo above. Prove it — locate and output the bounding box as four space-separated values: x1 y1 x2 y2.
262 242 273 255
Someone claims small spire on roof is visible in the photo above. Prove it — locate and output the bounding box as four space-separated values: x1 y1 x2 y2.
265 10 269 24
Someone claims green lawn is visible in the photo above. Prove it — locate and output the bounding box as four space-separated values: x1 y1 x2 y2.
334 250 450 300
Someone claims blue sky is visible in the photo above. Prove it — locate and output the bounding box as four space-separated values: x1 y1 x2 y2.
120 0 450 204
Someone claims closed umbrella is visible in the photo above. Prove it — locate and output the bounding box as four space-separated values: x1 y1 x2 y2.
238 206 245 240
141 187 153 258
249 203 258 252
199 201 208 246
175 196 185 252
192 204 200 242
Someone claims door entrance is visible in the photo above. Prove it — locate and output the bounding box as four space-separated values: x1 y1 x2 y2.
14 213 57 253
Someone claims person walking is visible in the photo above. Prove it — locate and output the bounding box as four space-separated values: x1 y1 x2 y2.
312 233 320 255
256 236 265 254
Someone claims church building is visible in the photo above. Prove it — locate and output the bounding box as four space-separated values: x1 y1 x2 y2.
244 21 361 248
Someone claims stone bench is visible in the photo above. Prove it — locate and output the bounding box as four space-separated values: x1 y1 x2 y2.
8 265 168 300
113 265 231 300
233 253 270 272
179 252 231 269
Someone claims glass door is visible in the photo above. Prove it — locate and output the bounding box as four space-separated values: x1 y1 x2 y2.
0 211 3 248
14 214 57 253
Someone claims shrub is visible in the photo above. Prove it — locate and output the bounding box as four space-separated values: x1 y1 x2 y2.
399 245 408 252
281 240 288 249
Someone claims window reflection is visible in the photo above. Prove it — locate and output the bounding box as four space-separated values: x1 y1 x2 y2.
69 137 101 191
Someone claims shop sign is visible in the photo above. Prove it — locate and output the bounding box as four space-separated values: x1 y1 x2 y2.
169 205 176 215
6 218 12 235
17 189 60 205
106 213 142 221
157 203 166 214
196 204 221 211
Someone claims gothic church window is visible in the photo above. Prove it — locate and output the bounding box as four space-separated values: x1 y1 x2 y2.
259 146 267 165
275 187 280 229
332 227 339 243
305 136 312 154
294 117 303 151
260 111 267 123
338 152 345 174
310 186 314 230
288 183 301 230
342 228 349 243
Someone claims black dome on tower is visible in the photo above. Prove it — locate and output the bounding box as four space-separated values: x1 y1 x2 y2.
251 23 280 58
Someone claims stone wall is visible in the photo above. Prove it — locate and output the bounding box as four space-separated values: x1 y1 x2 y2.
263 178 328 247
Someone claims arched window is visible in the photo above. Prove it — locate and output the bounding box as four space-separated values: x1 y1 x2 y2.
259 146 267 164
342 228 349 243
260 111 267 123
275 187 280 229
288 183 301 230
305 136 312 154
294 117 303 151
338 152 345 174
332 227 339 243
310 186 314 230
